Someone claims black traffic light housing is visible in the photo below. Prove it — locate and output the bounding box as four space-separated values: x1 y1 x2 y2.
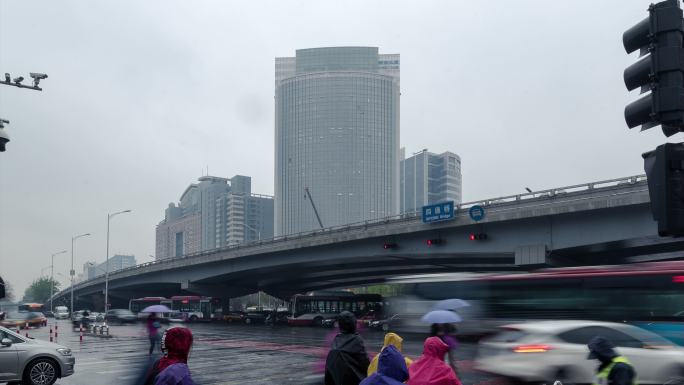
623 0 684 136
643 143 684 236
469 233 488 241
426 238 443 247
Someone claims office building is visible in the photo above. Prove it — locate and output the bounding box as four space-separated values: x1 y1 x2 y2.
275 46 400 235
83 255 137 280
400 149 462 213
156 175 274 259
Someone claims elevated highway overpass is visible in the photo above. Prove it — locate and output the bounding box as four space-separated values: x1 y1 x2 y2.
52 174 683 308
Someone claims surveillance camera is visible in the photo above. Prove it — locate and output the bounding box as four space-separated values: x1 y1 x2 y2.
30 73 48 80
0 127 10 152
13 76 24 84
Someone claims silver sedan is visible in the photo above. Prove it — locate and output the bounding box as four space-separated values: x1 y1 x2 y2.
0 326 75 385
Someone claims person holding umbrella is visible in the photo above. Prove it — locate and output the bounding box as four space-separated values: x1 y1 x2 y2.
428 299 470 376
142 304 172 355
147 313 162 355
422 308 463 374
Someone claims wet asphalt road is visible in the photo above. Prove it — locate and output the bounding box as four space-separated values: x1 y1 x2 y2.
9 319 502 385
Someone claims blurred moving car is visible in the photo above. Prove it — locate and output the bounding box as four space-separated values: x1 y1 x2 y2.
86 312 100 323
0 312 46 329
54 306 70 320
104 309 136 324
222 311 247 323
244 307 275 324
168 311 188 323
476 320 684 384
369 314 400 332
0 325 75 385
44 311 55 318
71 310 92 329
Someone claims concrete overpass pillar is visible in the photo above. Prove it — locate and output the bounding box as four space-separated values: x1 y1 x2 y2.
515 244 548 266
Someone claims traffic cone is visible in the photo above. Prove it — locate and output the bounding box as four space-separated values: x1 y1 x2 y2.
55 323 58 338
79 323 83 343
25 322 29 337
49 325 53 342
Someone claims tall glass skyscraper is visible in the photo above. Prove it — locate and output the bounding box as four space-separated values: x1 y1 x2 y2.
275 47 400 235
400 149 462 214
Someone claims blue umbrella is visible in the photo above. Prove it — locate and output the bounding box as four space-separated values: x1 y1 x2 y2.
421 310 462 324
141 305 172 313
433 299 470 311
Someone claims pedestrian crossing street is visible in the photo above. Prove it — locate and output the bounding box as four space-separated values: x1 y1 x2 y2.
18 320 497 385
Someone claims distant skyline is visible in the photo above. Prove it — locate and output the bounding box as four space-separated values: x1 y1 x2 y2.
1 0 682 297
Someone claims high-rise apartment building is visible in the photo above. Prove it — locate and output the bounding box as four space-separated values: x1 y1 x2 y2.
274 47 400 235
156 175 274 260
400 149 462 213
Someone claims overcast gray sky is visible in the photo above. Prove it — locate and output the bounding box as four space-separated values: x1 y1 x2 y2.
1 0 682 297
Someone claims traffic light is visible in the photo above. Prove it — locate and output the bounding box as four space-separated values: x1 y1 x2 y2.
642 143 684 236
383 242 397 250
469 233 488 241
623 0 684 136
426 238 443 247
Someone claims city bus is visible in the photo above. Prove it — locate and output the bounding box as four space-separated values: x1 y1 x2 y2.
288 291 384 326
129 297 168 313
129 296 224 322
398 260 684 344
167 295 224 321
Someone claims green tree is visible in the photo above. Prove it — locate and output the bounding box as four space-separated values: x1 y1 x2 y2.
22 277 60 304
3 280 14 302
0 278 13 301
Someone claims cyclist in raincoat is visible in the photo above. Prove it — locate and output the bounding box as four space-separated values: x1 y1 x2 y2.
360 345 409 385
368 332 413 376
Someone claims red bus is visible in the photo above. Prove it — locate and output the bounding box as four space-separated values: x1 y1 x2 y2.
400 261 684 344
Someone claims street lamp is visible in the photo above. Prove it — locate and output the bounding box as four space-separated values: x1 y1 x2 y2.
243 223 261 241
49 250 67 312
71 233 91 314
105 210 131 313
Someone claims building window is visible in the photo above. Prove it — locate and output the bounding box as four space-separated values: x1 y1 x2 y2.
175 232 184 257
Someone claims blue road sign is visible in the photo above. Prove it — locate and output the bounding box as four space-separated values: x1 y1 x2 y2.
422 201 455 223
469 205 485 221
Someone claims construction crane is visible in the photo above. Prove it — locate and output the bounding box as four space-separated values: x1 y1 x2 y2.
304 187 324 229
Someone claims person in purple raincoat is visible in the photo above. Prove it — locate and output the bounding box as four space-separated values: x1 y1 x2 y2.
144 326 196 385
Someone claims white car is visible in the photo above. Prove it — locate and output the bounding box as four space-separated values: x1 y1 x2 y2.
476 320 684 384
54 306 69 320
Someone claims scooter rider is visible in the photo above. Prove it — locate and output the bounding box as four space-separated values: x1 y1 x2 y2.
588 336 637 385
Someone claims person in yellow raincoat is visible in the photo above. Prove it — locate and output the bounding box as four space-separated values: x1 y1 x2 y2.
368 332 413 376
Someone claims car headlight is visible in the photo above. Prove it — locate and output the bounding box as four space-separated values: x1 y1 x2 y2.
371 321 380 326
56 348 72 356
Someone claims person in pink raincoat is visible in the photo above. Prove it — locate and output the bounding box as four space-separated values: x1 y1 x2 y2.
408 337 461 385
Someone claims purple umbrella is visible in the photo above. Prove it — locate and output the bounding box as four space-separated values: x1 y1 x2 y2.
421 310 462 324
432 299 470 311
141 305 172 313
